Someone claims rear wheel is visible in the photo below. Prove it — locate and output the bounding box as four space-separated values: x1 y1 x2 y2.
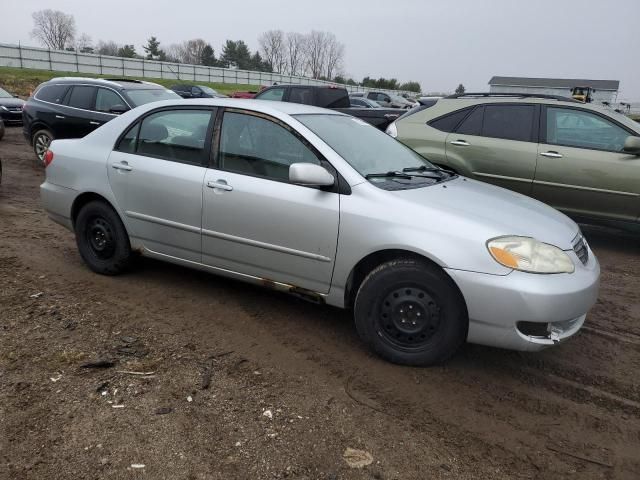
354 258 467 366
32 129 53 164
75 201 132 275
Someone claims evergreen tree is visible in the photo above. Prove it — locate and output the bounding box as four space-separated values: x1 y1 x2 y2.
143 36 166 60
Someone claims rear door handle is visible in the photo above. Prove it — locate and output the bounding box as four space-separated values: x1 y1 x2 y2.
540 151 563 158
55 115 65 119
112 162 132 171
89 121 101 126
450 140 470 146
207 180 233 191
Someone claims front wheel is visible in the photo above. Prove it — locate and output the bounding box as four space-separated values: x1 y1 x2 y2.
75 201 133 275
354 258 468 366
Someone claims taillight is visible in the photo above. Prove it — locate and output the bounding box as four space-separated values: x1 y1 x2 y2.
43 150 54 167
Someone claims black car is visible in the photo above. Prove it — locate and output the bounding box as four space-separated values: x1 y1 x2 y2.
254 84 405 130
22 77 181 162
0 86 25 125
171 84 227 99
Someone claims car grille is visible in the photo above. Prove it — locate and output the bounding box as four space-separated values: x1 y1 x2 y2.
572 233 589 265
6 106 22 112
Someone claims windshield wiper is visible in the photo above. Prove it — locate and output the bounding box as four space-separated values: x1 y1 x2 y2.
402 165 444 173
365 171 413 179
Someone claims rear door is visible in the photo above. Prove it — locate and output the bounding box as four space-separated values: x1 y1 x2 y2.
201 108 340 293
532 106 640 222
107 107 215 262
62 85 98 137
444 103 539 195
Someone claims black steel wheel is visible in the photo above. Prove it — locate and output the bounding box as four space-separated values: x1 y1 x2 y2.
354 258 468 366
75 200 132 275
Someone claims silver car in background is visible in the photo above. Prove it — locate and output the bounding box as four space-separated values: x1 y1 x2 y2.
40 99 600 365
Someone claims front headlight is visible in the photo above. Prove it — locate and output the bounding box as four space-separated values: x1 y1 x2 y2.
385 122 397 138
487 236 574 274
0 106 8 111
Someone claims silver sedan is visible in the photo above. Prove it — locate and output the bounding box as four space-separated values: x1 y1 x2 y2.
40 99 600 365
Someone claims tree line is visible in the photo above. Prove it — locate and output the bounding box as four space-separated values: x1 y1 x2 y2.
29 9 423 92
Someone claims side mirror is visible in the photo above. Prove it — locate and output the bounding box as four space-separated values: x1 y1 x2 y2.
109 104 129 115
623 136 640 155
289 163 335 187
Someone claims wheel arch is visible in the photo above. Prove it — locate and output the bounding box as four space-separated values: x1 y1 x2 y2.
343 249 466 311
71 192 122 229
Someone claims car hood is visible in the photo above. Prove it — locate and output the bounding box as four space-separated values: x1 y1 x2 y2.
389 176 579 249
0 97 25 108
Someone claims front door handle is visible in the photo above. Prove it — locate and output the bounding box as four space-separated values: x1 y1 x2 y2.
540 151 563 158
112 162 132 171
89 121 101 126
450 139 470 146
207 180 233 191
55 115 65 119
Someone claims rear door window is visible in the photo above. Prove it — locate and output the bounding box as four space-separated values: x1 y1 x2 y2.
428 108 471 132
136 109 214 165
482 105 535 142
35 84 70 104
67 86 97 110
289 88 315 105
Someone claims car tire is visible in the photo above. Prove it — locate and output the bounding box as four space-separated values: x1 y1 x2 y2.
354 258 467 366
32 129 53 164
75 200 133 275
0 120 5 141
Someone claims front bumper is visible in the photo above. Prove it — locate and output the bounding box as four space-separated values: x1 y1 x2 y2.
445 248 600 351
0 110 23 124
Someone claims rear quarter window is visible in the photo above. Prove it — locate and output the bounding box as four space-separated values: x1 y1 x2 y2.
35 84 70 104
428 108 472 132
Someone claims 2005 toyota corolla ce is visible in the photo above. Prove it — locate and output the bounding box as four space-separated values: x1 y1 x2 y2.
40 99 600 365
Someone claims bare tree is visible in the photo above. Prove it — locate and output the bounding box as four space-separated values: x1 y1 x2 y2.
258 30 286 73
304 31 328 79
324 33 344 80
30 9 76 50
183 39 209 64
95 40 120 56
74 33 93 53
285 32 306 76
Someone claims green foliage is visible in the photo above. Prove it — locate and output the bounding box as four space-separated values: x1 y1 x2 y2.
143 36 166 61
118 44 136 58
220 40 253 70
455 83 465 94
399 81 421 93
200 44 217 66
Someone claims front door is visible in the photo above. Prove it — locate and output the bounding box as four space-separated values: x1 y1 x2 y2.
202 109 340 293
532 106 640 222
445 104 539 195
107 107 215 262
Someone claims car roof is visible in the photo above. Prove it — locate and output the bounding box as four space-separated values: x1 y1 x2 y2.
133 98 346 116
45 77 166 90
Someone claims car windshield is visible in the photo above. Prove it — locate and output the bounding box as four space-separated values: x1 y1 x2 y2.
199 86 218 95
0 87 12 98
124 88 181 107
294 114 436 177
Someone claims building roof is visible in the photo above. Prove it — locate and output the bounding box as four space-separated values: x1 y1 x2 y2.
488 76 619 91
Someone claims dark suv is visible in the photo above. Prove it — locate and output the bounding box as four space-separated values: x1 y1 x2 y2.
22 77 181 162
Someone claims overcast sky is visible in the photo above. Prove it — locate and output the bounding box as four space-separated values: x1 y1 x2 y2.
4 0 639 100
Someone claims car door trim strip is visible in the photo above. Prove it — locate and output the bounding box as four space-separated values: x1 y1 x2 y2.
201 228 332 263
532 180 638 197
472 172 532 184
125 211 201 234
125 210 332 263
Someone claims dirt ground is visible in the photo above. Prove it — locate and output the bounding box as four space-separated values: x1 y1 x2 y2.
1 126 639 480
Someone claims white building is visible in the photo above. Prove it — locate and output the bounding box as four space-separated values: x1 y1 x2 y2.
488 76 619 105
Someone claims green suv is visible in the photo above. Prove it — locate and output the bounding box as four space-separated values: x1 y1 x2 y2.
388 93 640 230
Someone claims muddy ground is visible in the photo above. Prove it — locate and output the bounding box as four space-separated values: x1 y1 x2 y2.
1 126 639 480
